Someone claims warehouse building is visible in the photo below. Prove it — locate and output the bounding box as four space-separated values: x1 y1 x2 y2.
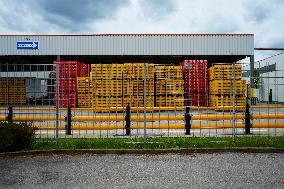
0 34 255 108
0 34 254 64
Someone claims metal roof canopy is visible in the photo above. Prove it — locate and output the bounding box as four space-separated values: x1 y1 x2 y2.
0 34 254 64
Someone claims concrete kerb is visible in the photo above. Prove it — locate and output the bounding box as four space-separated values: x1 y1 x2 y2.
1 148 284 158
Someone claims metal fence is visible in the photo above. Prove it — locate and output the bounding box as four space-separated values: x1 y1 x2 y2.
0 61 283 139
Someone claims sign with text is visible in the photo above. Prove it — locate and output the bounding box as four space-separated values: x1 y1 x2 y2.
17 41 39 50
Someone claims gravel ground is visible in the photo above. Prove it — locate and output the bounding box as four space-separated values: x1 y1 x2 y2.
0 153 284 189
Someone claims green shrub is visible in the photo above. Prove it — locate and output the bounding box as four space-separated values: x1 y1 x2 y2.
0 122 37 152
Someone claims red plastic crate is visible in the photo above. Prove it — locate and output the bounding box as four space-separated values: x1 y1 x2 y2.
55 87 76 93
53 61 89 77
181 60 209 106
82 64 89 77
184 94 207 106
54 93 77 107
181 60 207 70
53 78 76 92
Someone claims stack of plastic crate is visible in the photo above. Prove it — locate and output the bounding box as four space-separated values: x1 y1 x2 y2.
91 64 109 109
90 64 123 109
53 61 89 107
208 64 246 109
0 77 26 104
110 64 123 107
123 63 155 107
181 60 208 106
155 65 184 107
76 77 93 108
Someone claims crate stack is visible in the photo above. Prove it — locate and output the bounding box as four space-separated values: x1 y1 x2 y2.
123 63 155 107
208 64 246 108
90 64 123 109
181 60 208 106
208 64 246 109
110 64 123 107
155 66 184 107
76 77 93 108
53 61 89 107
0 78 26 104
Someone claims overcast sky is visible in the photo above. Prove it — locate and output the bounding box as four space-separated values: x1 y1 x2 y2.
0 0 283 61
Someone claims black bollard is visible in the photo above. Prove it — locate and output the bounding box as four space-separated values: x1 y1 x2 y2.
269 89 272 103
185 107 192 135
65 107 72 135
7 106 13 123
125 104 131 135
245 103 251 135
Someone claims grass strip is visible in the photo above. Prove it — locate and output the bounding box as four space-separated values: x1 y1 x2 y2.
31 136 284 150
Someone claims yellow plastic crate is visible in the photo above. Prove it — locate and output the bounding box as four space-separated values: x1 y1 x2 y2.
123 80 134 96
124 96 155 107
209 95 246 107
211 64 242 72
132 63 155 78
0 78 25 86
122 96 133 107
110 80 123 96
91 64 102 72
166 66 183 79
123 63 133 78
111 64 123 79
131 96 145 107
90 72 100 81
209 80 246 95
92 97 111 107
77 94 92 99
77 96 92 108
156 96 166 107
110 97 123 107
132 80 154 96
93 80 111 96
155 65 166 79
0 87 26 94
208 64 242 80
156 79 184 95
76 77 93 93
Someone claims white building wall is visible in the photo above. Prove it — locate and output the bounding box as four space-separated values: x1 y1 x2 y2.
254 53 284 102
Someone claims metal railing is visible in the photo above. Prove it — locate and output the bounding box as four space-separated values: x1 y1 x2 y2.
0 61 284 139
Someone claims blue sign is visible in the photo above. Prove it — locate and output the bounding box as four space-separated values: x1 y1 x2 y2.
17 41 39 50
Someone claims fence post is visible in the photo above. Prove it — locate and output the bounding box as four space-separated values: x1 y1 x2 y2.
185 107 192 135
125 104 131 135
65 106 72 135
7 106 13 123
245 103 251 134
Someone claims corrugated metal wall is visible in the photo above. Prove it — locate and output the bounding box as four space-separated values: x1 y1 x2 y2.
0 34 254 56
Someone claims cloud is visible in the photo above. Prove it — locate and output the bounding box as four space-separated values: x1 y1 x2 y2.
37 0 129 31
139 0 176 21
0 0 130 33
0 0 283 60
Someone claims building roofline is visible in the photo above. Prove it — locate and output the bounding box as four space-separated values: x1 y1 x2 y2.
255 52 284 63
0 34 254 37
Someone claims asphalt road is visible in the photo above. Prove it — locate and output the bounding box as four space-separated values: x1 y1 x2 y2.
0 153 283 188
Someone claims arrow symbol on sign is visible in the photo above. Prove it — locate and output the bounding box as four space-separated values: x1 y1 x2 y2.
32 42 37 48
